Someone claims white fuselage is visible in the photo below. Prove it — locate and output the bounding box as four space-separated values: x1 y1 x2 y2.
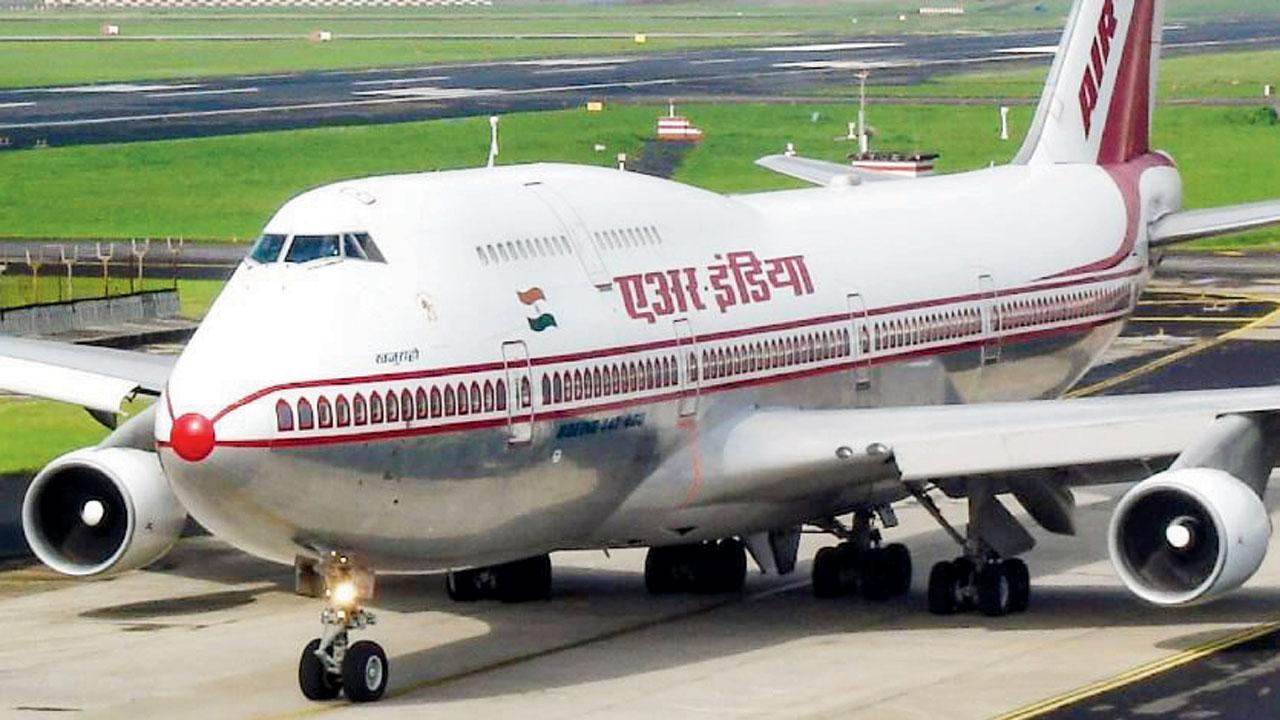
155 158 1181 571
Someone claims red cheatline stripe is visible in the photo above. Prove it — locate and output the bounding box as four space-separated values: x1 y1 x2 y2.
209 268 1141 423
196 312 1126 450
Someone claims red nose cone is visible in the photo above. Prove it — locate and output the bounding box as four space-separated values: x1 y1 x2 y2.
170 413 216 462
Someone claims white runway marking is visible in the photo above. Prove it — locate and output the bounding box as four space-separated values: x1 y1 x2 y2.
351 76 451 86
0 102 35 109
532 65 621 75
688 58 740 65
758 42 905 53
351 86 498 99
771 60 909 70
39 83 203 94
146 87 260 98
995 45 1059 55
510 57 636 67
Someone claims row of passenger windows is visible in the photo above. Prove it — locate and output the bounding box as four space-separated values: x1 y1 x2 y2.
593 225 663 251
274 285 1128 433
473 225 663 267
999 285 1130 330
276 378 532 432
249 232 385 265
476 235 575 267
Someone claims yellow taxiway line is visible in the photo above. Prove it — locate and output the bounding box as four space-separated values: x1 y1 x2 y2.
992 619 1280 720
1067 292 1280 398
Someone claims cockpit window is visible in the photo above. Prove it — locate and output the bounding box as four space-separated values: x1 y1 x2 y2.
249 234 287 263
285 235 342 264
348 233 386 263
254 232 386 265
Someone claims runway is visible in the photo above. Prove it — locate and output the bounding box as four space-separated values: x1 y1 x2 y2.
1 17 1278 149
4 259 1280 717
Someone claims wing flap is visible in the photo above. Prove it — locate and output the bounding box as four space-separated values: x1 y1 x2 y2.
1150 200 1280 246
0 336 174 414
706 386 1280 507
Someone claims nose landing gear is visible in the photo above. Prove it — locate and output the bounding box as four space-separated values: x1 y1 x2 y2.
296 553 389 703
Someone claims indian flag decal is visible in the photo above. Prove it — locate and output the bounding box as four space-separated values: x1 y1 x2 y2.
517 287 557 332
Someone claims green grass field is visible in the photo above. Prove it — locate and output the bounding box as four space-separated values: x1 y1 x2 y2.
866 48 1280 100
2 100 1277 241
0 0 1276 88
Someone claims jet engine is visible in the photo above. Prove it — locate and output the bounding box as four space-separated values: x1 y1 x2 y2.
1108 468 1270 606
22 447 186 577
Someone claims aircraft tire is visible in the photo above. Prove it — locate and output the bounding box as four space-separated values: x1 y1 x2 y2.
496 554 552 603
812 547 845 598
445 569 484 602
716 539 748 593
645 547 681 594
1006 558 1031 613
341 640 389 703
859 549 894 602
976 563 1012 617
298 638 342 701
883 543 912 597
951 557 978 610
927 561 959 615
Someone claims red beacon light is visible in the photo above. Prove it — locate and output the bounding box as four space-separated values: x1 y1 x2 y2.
170 413 216 462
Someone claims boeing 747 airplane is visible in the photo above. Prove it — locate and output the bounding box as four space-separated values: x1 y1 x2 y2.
6 0 1280 703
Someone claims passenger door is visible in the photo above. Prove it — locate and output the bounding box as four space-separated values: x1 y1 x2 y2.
502 341 534 445
846 292 872 389
979 274 1001 365
674 319 699 417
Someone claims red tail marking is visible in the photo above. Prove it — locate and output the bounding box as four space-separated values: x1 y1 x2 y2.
1097 0 1156 164
1078 0 1119 138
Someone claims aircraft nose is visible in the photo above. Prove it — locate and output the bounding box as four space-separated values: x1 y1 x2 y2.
170 412 216 462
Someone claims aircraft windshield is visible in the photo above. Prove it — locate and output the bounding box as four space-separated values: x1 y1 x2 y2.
248 233 386 265
248 234 287 263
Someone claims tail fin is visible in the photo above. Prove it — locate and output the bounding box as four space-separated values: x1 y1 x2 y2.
1014 0 1164 166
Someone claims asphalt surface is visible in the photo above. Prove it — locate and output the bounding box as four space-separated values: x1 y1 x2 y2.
2 17 1279 148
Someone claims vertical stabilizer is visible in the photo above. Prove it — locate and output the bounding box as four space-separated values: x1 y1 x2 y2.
1014 0 1163 166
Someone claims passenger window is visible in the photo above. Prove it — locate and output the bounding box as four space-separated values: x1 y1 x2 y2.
286 235 341 263
250 234 287 264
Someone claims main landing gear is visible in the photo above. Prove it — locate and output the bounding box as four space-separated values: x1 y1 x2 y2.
296 553 389 703
644 538 748 595
445 553 553 603
810 510 912 601
908 483 1033 618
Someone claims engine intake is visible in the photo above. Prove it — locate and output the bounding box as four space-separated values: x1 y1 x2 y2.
22 447 186 577
1108 468 1270 606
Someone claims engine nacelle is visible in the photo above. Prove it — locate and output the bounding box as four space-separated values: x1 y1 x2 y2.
1108 468 1270 606
22 447 186 577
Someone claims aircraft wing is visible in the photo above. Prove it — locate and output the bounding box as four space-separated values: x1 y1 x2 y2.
0 336 174 415
1149 200 1280 245
710 386 1280 507
755 154 901 187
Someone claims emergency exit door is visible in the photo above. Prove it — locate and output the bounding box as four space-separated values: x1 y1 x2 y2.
502 341 534 444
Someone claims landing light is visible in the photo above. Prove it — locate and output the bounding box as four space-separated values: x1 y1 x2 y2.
331 580 358 608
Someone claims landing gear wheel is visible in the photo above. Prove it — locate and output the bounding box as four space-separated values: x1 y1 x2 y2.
927 561 960 615
951 557 977 610
812 546 844 599
645 547 680 595
976 563 1013 617
1006 558 1031 614
859 549 894 602
298 638 342 701
883 543 912 597
495 554 552 603
693 539 746 594
341 640 389 703
445 569 484 602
